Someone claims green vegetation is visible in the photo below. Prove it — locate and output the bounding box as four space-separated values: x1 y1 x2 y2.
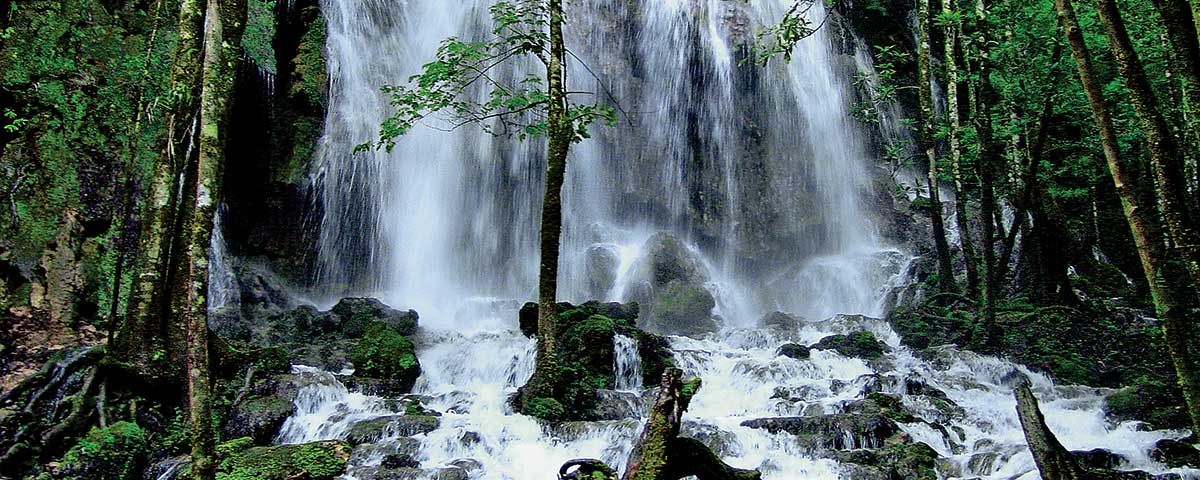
46 422 149 480
215 440 351 480
351 322 419 379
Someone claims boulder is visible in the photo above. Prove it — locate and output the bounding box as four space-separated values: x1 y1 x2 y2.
332 297 419 337
810 331 890 360
1073 448 1126 470
741 414 899 450
584 245 620 299
777 343 810 360
647 280 718 337
351 322 421 394
761 311 802 332
345 415 440 445
593 389 643 420
1150 438 1200 468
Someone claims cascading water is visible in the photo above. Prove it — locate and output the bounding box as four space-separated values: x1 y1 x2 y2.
289 0 1200 479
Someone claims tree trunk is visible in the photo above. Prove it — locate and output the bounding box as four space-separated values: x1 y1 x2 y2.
1095 0 1200 296
524 0 570 406
918 0 957 292
113 0 207 370
178 0 245 478
1057 0 1200 435
968 0 999 348
1147 0 1200 202
1013 377 1090 479
621 368 760 480
944 0 979 298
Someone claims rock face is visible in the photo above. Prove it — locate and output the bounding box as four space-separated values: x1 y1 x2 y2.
625 233 720 337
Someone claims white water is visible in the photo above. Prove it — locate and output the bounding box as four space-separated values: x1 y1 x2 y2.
293 0 1199 479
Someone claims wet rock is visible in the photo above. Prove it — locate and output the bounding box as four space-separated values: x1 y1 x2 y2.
1072 448 1126 470
761 311 803 331
345 415 440 445
448 458 483 473
810 330 890 360
626 233 720 337
354 466 467 480
332 297 419 337
777 343 810 360
648 279 718 337
682 421 740 457
1150 438 1200 468
585 245 620 299
593 389 643 420
348 438 422 464
223 392 295 444
740 413 899 450
350 322 421 394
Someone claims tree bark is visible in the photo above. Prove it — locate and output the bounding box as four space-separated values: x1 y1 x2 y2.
1013 377 1090 479
918 0 957 292
621 368 760 480
1057 0 1200 435
525 0 570 407
968 0 999 348
944 0 980 299
1095 0 1200 297
113 0 207 370
1147 0 1200 202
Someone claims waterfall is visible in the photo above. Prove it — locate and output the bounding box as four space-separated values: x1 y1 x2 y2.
207 206 239 313
613 334 643 392
296 1 1200 479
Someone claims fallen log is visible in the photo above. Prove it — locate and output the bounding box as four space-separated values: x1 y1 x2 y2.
558 367 761 480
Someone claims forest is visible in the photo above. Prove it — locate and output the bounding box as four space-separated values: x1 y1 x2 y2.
0 0 1199 478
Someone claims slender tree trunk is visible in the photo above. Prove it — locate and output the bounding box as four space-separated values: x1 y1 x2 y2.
1057 0 1200 435
1096 0 1200 297
968 0 999 348
944 0 980 298
1147 0 1200 201
183 0 246 477
526 0 570 405
113 0 207 369
918 0 957 291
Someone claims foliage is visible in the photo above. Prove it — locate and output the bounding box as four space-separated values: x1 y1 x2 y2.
362 1 614 152
50 421 149 480
751 1 823 65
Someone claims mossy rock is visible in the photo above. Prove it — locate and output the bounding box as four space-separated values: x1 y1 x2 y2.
223 394 295 444
334 297 418 338
344 415 439 445
351 322 420 394
216 440 351 480
1105 377 1190 429
648 280 718 337
50 421 148 480
777 343 810 360
811 331 889 360
523 397 567 422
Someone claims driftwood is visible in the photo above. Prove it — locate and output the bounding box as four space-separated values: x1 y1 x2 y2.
559 367 760 480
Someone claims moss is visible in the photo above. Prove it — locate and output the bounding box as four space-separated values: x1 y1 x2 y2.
216 440 351 480
523 397 567 421
1106 377 1190 429
351 322 420 380
291 12 328 110
53 421 149 480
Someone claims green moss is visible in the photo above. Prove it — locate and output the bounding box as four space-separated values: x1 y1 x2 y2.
216 441 350 480
1106 377 1190 429
523 397 566 421
351 322 419 379
291 12 328 109
53 421 149 480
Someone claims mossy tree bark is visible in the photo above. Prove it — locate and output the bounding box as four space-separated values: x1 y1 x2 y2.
943 0 980 299
113 0 207 372
1056 0 1200 435
1095 0 1200 300
917 0 957 293
620 368 760 480
179 0 246 477
1146 0 1200 207
966 0 1002 348
527 0 570 405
